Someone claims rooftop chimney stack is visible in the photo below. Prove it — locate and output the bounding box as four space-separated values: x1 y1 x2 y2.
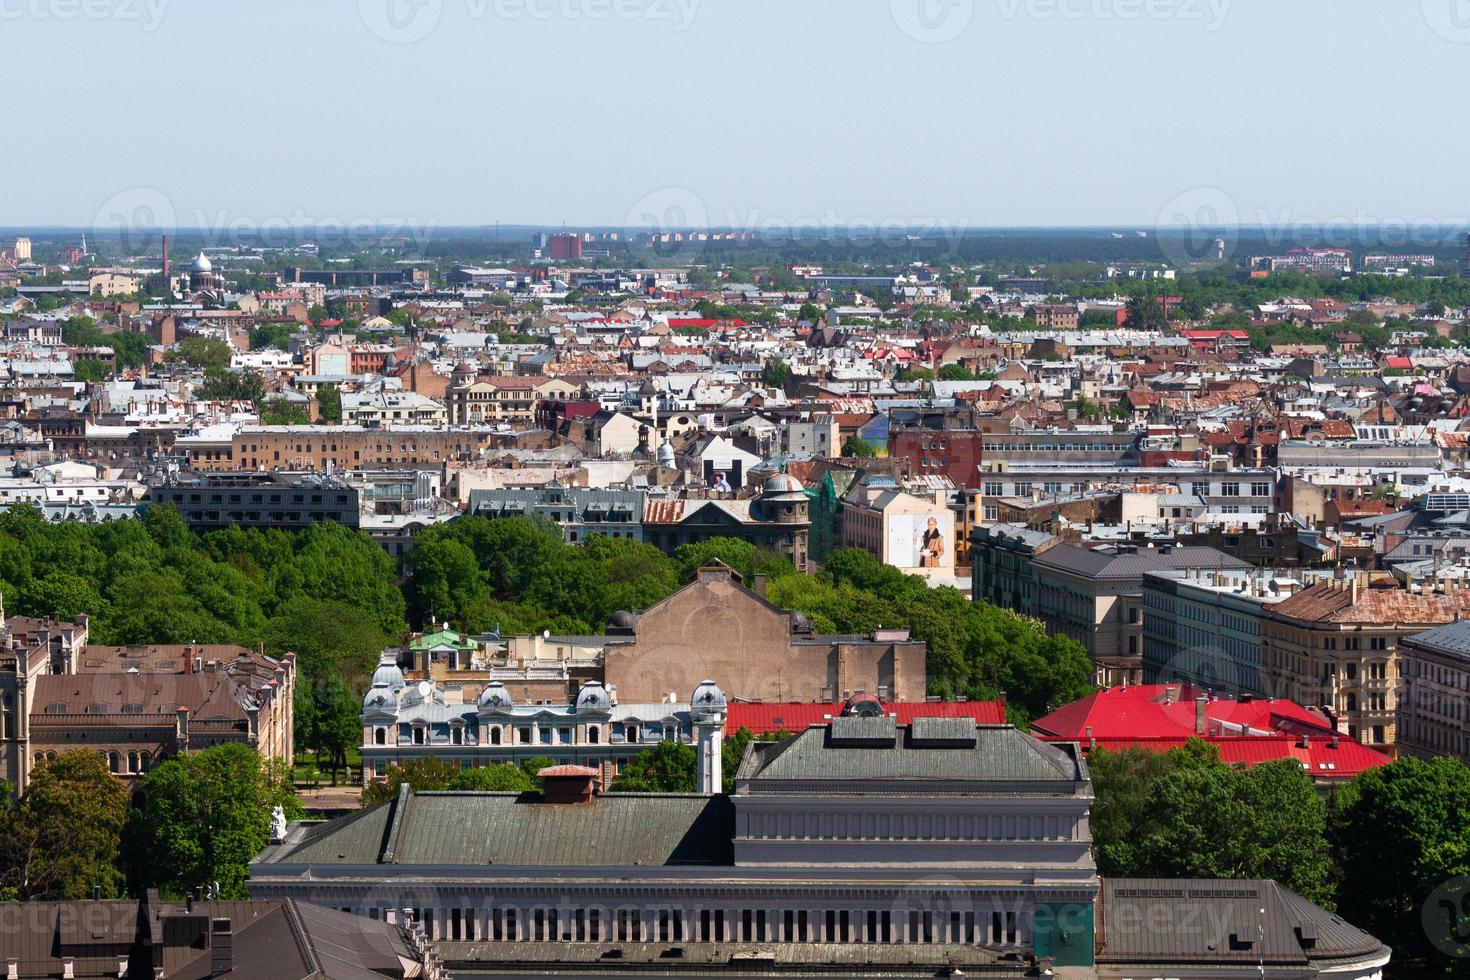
210 919 232 977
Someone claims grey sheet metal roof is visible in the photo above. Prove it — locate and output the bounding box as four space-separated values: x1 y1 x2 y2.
264 791 735 868
1403 618 1470 660
1099 878 1386 966
1032 543 1250 580
738 723 1084 788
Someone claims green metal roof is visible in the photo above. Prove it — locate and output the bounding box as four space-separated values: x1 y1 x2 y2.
266 791 735 868
741 723 1084 787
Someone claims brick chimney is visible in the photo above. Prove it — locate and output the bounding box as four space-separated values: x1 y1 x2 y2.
538 765 600 804
1195 696 1208 735
210 918 232 977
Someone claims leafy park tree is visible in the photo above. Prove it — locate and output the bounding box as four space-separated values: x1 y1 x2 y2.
1092 741 1332 907
448 764 535 793
1087 746 1178 878
170 336 233 370
1333 755 1470 974
250 322 297 351
609 741 697 793
263 595 393 683
72 359 109 382
195 366 265 403
361 757 460 807
761 357 790 388
295 673 361 785
258 397 311 425
125 743 300 900
316 382 342 423
0 751 130 900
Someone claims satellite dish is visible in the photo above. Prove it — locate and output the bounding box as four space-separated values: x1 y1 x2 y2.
417 681 432 700
543 629 551 639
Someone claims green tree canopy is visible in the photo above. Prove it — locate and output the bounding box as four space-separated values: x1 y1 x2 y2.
609 740 697 793
0 751 130 900
125 743 300 899
1334 755 1470 974
170 336 233 370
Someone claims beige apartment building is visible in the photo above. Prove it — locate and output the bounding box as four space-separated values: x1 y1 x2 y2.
446 367 581 426
180 425 501 471
1261 577 1470 751
0 613 294 795
1397 619 1470 762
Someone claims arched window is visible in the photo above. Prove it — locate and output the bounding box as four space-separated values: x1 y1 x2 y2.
490 727 502 746
139 752 150 773
128 751 139 773
587 726 600 745
374 728 387 746
413 726 425 745
107 752 120 774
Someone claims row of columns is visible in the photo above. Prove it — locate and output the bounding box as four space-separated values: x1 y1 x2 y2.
381 903 1024 947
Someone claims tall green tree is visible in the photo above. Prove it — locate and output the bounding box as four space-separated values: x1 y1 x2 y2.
448 764 534 793
1334 755 1470 975
0 751 130 900
316 383 342 424
609 741 697 793
362 757 461 807
125 743 300 899
297 673 361 785
1095 742 1333 907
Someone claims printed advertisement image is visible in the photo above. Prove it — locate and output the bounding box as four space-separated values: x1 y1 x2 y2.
887 511 954 573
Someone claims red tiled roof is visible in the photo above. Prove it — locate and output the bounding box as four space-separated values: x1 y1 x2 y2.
668 318 747 330
1061 736 1388 780
1031 684 1333 740
727 700 1005 735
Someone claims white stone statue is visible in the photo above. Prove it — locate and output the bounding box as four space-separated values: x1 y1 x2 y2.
270 804 288 842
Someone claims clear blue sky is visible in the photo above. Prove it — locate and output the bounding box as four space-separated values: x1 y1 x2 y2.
9 0 1468 229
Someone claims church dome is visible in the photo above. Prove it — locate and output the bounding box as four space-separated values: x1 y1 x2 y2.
363 687 395 710
575 681 610 712
191 252 213 273
370 651 405 691
478 681 512 709
764 473 811 502
691 679 727 723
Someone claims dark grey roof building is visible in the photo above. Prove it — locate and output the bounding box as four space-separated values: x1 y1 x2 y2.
0 894 447 979
251 717 1389 978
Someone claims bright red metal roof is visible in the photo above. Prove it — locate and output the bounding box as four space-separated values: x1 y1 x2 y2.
1053 735 1390 780
1032 684 1334 741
